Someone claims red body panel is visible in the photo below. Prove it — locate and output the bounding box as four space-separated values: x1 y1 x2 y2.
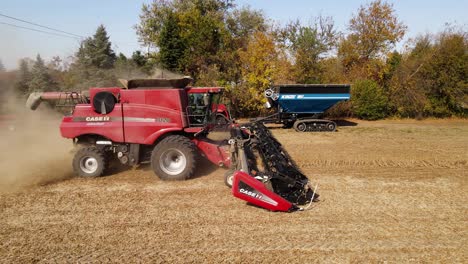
232 171 293 212
213 103 230 119
61 88 189 144
192 138 231 167
60 104 125 142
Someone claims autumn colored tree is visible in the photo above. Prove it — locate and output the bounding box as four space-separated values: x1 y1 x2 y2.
235 31 292 114
388 28 467 118
338 0 406 82
346 0 406 60
420 30 467 117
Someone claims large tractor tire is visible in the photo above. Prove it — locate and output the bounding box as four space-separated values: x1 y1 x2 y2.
151 135 197 181
72 146 107 177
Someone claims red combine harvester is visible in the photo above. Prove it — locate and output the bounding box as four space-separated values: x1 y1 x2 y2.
27 77 318 212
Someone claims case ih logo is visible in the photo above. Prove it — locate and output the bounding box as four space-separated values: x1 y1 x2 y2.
85 116 110 122
239 188 263 199
238 181 278 206
73 117 171 123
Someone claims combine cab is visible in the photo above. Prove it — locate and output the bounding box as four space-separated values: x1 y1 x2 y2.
262 84 351 132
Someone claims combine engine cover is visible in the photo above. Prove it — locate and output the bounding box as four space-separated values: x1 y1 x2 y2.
229 122 319 212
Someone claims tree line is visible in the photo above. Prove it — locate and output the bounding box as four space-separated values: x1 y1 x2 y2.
4 0 467 119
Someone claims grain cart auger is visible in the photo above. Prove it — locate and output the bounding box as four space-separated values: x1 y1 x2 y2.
225 122 319 212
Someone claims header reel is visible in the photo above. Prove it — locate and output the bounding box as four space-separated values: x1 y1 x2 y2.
228 122 319 212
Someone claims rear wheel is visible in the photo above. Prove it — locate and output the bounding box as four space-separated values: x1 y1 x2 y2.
72 146 107 177
151 135 197 180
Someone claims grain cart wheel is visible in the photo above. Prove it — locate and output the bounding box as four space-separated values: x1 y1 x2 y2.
72 146 107 177
326 121 337 132
151 135 197 181
294 122 307 132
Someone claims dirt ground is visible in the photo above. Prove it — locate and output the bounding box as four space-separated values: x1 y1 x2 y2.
1 119 467 263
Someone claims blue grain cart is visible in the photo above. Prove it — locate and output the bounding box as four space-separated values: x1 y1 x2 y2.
263 84 351 132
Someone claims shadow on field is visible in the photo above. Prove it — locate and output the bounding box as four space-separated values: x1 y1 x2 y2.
134 155 220 180
193 157 221 179
334 119 358 127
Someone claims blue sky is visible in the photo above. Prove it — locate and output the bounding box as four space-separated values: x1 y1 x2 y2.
0 0 466 69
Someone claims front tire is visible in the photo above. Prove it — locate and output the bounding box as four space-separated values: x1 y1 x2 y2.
151 135 197 181
72 146 107 177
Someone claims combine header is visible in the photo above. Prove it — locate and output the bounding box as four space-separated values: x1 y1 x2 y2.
27 77 318 212
228 122 319 211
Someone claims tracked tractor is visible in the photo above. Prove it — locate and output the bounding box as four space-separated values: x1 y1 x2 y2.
27 77 318 212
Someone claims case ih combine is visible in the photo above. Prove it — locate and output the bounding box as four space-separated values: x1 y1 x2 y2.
27 77 319 212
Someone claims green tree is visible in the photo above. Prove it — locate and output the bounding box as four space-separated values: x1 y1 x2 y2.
136 0 233 79
76 25 116 69
158 11 186 71
221 6 267 83
69 25 118 90
279 16 338 83
421 30 467 116
28 54 56 92
352 79 389 120
14 59 31 96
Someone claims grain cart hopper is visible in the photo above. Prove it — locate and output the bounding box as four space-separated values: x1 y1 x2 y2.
26 77 318 212
262 84 351 132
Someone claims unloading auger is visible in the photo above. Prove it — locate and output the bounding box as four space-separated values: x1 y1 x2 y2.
226 122 319 212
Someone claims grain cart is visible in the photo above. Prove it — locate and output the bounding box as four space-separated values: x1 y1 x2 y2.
27 77 318 212
262 84 351 132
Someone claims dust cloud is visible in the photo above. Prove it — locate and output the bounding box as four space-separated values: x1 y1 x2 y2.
0 95 73 192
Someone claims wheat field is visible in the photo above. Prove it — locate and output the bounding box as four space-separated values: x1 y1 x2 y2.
1 119 467 263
